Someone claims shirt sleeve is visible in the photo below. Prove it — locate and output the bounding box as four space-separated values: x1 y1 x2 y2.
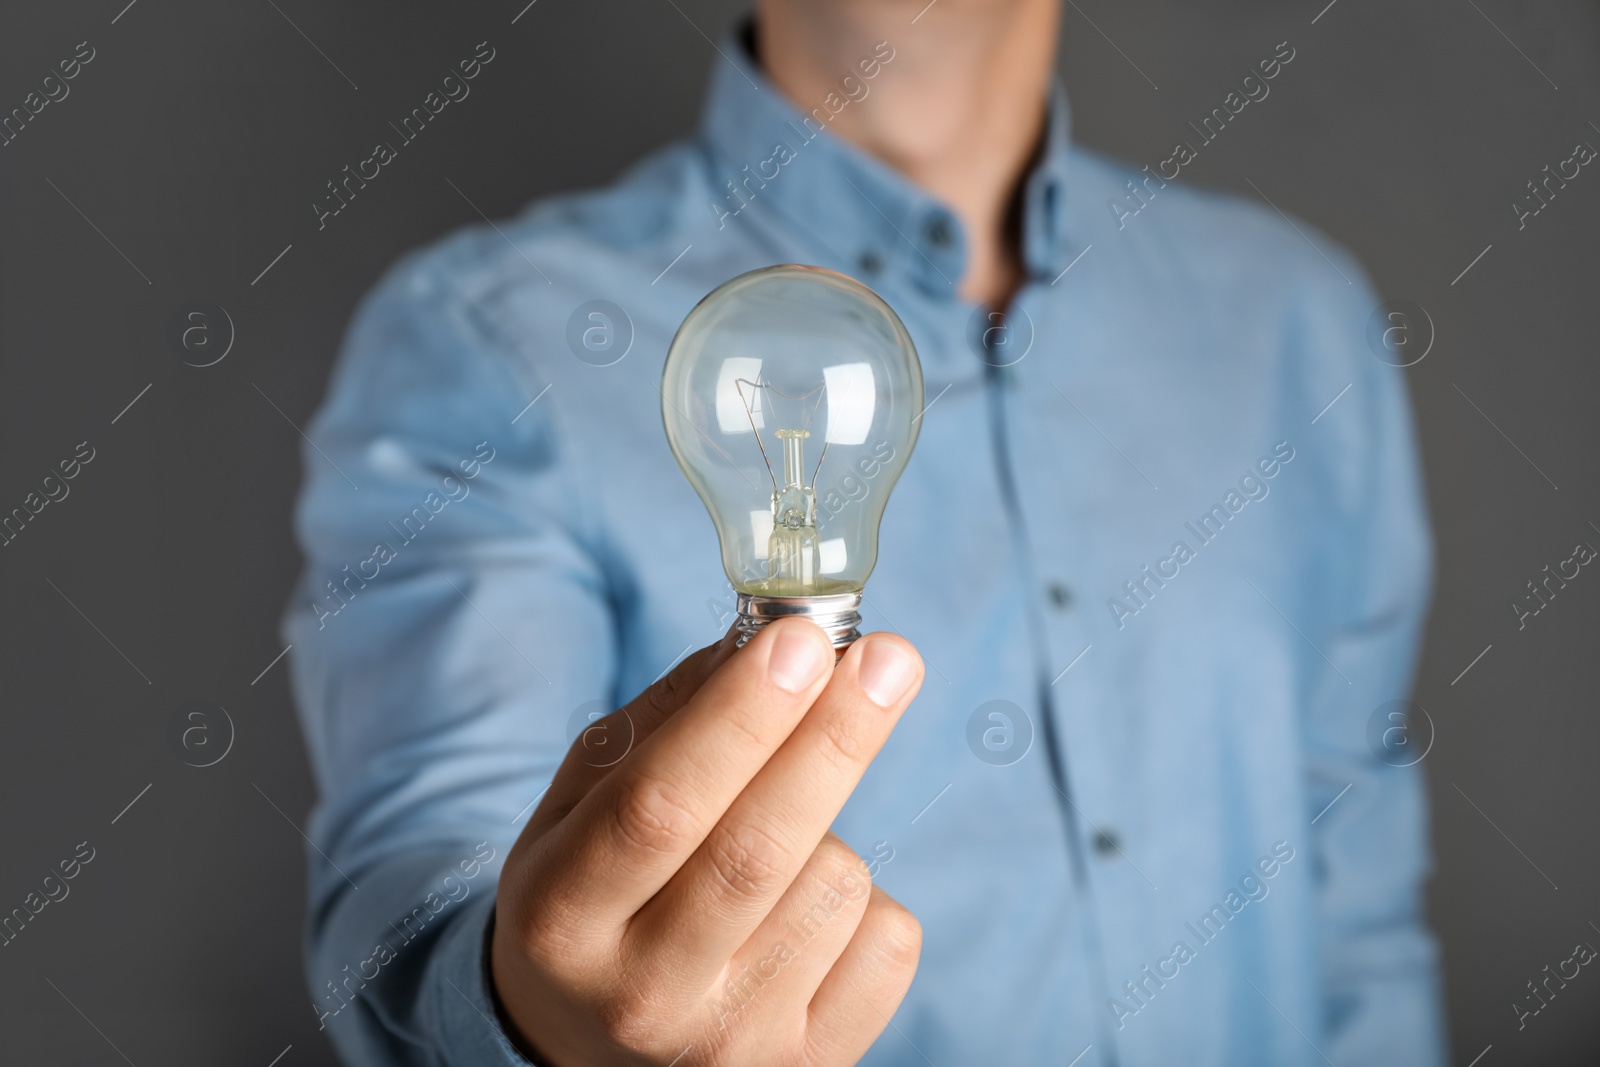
281 248 612 1066
1295 266 1447 1066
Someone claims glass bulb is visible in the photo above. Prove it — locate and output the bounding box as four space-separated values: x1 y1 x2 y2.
662 264 924 648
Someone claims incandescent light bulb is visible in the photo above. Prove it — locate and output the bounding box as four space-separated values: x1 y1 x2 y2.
662 264 924 649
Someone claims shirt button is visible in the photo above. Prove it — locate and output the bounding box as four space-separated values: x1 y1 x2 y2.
858 250 883 276
1045 582 1073 610
924 216 953 248
1093 829 1121 857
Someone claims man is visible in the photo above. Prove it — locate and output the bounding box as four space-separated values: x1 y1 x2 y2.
286 0 1445 1063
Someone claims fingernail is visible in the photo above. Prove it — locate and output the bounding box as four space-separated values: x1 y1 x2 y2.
858 638 919 708
768 625 830 693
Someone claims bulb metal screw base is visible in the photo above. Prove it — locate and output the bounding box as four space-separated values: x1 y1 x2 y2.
735 592 862 651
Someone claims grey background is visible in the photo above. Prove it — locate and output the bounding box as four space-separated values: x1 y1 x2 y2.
2 0 1596 1063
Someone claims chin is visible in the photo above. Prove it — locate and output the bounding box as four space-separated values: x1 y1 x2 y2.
764 0 1050 22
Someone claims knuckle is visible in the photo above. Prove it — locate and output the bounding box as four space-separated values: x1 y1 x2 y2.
702 818 792 907
594 984 666 1050
641 672 687 724
570 709 630 765
791 838 872 928
811 709 874 770
811 835 867 887
638 643 715 725
867 893 923 970
609 774 700 857
719 699 774 754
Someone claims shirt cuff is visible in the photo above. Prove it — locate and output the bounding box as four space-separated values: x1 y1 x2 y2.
427 892 539 1066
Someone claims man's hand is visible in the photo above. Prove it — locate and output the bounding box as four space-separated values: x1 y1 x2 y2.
491 619 926 1066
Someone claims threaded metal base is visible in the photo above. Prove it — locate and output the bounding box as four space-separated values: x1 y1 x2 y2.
735 592 862 651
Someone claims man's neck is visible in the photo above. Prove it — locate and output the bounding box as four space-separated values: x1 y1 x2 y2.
755 0 1059 308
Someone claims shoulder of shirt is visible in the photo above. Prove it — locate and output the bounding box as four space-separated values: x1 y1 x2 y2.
364 139 711 321
1062 147 1399 482
1064 145 1372 304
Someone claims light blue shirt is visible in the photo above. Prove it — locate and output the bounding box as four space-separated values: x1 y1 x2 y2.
286 29 1443 1067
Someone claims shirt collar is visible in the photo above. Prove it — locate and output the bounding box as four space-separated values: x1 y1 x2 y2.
696 23 1076 302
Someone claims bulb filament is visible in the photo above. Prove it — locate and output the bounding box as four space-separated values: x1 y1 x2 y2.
733 376 833 591
769 428 819 585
